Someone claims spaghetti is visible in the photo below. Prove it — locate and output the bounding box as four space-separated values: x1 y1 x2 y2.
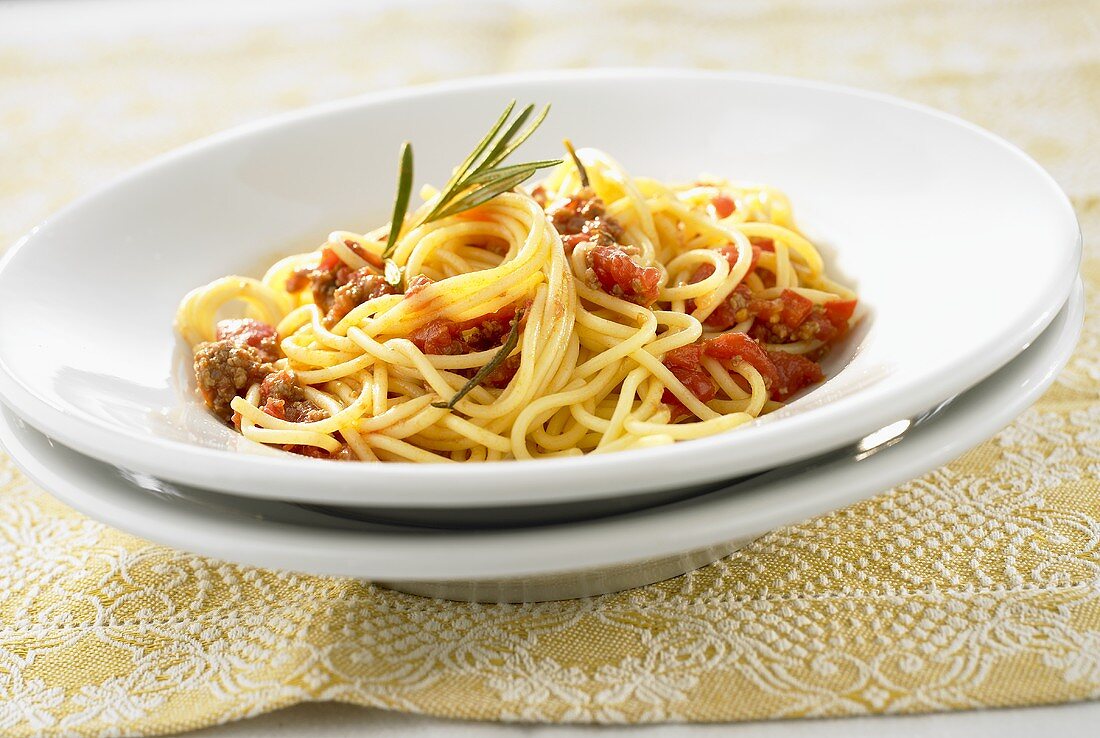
177 105 857 463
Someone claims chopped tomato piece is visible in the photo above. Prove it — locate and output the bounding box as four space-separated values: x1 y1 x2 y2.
408 319 456 355
663 343 704 371
767 350 824 401
749 236 775 252
317 247 341 271
704 332 779 388
823 299 857 327
661 332 824 408
711 194 736 219
749 289 814 331
262 398 287 420
589 245 662 307
779 290 814 328
661 344 716 407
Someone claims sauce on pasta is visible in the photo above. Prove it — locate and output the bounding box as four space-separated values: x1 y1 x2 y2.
176 110 857 463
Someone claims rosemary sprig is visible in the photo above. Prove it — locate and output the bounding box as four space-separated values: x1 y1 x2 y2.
432 308 525 410
376 102 559 290
562 138 590 188
424 101 560 224
382 141 413 260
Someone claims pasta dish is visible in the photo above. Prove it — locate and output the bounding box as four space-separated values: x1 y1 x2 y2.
177 102 858 462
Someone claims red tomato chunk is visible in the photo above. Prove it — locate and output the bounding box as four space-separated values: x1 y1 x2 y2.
588 245 662 307
711 194 736 219
661 331 828 411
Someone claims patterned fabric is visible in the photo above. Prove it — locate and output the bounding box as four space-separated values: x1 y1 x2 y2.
1 1 1098 735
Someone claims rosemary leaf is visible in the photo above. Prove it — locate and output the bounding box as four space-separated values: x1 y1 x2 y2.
563 138 590 188
432 308 525 410
431 170 534 221
382 141 414 259
485 104 551 169
475 104 534 174
465 159 563 185
424 101 517 222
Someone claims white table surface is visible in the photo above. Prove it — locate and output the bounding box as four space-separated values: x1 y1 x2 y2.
4 2 1097 736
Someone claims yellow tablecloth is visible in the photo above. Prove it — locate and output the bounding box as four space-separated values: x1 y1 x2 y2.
1 1 1097 735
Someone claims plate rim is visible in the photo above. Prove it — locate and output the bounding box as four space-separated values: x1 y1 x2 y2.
0 280 1083 581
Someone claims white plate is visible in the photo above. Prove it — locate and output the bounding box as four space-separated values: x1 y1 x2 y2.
0 70 1080 507
0 281 1082 601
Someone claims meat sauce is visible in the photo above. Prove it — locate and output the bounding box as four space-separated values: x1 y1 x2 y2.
545 188 661 307
193 318 339 457
534 188 854 415
408 303 527 388
661 331 827 417
285 241 394 327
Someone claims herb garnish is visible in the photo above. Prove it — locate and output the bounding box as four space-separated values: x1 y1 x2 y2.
562 138 590 188
379 100 560 270
382 141 413 259
424 101 559 222
382 102 551 405
432 308 525 410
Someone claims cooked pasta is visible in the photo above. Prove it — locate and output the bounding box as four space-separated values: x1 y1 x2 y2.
177 105 857 463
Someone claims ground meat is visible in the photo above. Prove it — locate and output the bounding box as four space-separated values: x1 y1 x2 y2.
215 318 280 363
258 370 328 423
530 185 550 209
483 354 522 389
324 268 396 327
193 340 273 422
285 242 381 315
586 244 662 307
284 268 311 293
280 444 348 459
546 188 626 252
404 274 434 298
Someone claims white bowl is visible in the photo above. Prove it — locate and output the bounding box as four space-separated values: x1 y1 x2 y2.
0 70 1080 507
0 281 1082 601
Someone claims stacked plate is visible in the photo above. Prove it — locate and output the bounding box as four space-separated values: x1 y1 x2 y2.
0 71 1082 601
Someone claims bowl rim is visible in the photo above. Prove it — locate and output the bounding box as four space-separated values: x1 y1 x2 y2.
0 68 1082 506
0 280 1083 580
